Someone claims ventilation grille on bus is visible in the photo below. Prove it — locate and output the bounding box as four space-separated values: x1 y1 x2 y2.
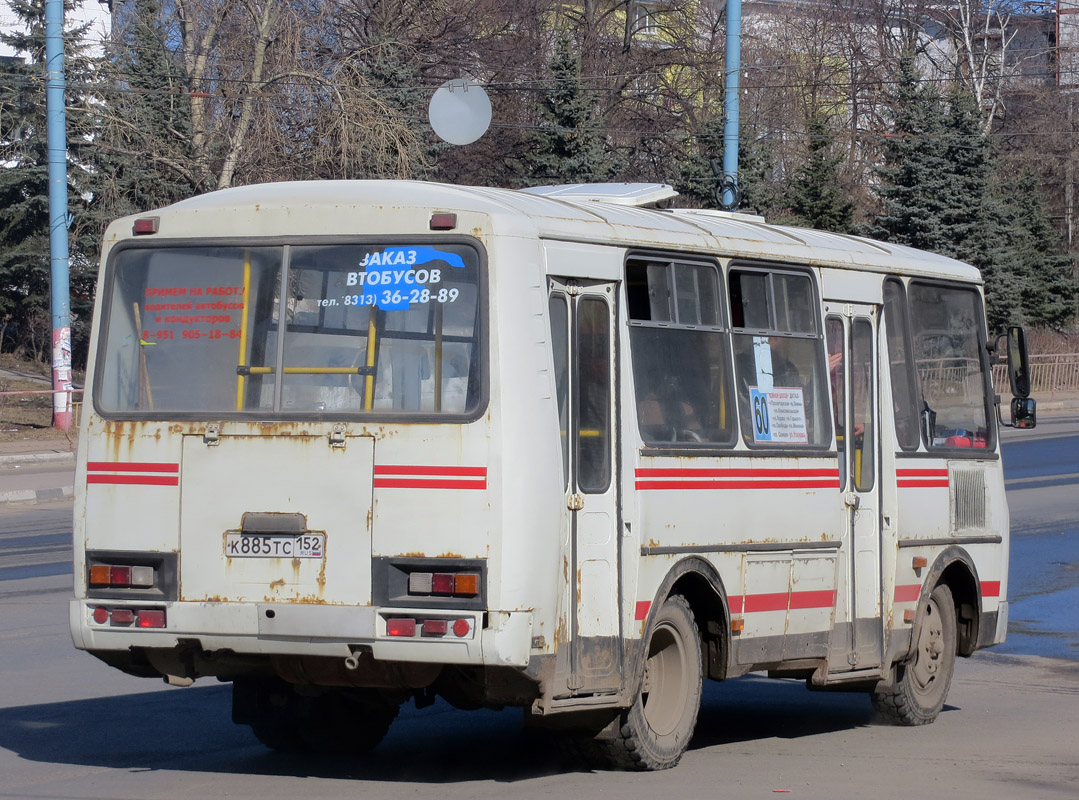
950 467 987 531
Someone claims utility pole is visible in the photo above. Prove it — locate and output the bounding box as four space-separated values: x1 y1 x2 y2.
45 0 73 430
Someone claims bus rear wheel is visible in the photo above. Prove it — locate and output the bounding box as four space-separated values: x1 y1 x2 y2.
872 583 957 726
602 595 703 770
236 679 398 754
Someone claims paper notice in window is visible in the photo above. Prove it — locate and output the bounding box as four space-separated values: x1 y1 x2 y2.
749 386 808 444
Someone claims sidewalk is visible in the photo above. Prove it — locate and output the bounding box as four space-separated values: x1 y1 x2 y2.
0 438 76 507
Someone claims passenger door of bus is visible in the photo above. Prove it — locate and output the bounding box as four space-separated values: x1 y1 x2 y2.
549 279 622 694
825 304 882 671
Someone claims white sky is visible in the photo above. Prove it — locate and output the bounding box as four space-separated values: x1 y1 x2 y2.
1 1 111 58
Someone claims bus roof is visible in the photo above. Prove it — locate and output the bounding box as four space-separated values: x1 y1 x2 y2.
136 180 981 283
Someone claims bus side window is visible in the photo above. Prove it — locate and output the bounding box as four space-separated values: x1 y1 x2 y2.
577 298 611 492
626 257 735 446
729 268 830 448
851 318 876 489
908 282 992 450
882 279 920 450
549 295 570 489
826 316 846 487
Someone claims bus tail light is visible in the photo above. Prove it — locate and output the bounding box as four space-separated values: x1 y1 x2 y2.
111 608 136 625
136 610 167 628
378 558 486 610
380 615 473 639
422 619 447 636
89 563 155 588
89 606 166 628
452 573 480 596
386 618 417 637
431 573 455 594
132 217 159 235
429 212 457 230
406 571 481 597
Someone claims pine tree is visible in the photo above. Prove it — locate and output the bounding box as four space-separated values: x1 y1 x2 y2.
673 115 782 215
92 0 198 216
522 33 619 186
0 0 102 365
673 112 725 207
868 53 955 253
782 114 854 233
995 170 1077 330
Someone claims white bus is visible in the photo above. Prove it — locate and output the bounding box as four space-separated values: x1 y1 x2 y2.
70 180 1035 770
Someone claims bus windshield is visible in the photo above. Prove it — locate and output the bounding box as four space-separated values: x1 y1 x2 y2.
95 242 484 418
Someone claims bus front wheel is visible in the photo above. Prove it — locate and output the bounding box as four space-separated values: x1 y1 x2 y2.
872 583 957 725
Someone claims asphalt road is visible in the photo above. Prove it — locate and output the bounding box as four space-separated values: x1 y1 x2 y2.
998 415 1079 659
0 419 1076 798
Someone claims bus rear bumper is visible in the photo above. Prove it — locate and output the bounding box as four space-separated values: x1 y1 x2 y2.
70 599 533 668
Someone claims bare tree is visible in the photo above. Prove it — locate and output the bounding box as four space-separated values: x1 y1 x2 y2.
922 0 1052 133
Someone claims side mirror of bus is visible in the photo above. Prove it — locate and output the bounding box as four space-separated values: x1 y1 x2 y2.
1006 326 1031 399
1011 396 1037 429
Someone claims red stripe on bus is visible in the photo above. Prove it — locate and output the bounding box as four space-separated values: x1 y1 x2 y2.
789 590 839 610
894 584 922 602
896 469 948 477
373 478 487 490
635 468 840 478
637 592 836 623
374 465 487 477
733 590 836 613
635 479 841 491
86 462 179 473
981 581 1001 598
897 480 950 488
744 592 793 613
87 474 179 486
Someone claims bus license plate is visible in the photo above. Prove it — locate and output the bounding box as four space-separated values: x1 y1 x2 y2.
225 533 325 558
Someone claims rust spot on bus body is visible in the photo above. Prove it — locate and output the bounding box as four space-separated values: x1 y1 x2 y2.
555 617 569 646
292 594 332 604
103 419 166 461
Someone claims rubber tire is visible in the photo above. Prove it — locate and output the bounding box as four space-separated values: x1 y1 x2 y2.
298 689 399 755
246 684 398 755
599 595 703 770
246 682 309 753
872 583 957 726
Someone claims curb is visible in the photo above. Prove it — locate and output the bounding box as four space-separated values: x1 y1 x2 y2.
0 485 73 506
0 451 75 468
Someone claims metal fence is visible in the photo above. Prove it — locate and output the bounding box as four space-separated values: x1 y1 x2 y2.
991 353 1079 396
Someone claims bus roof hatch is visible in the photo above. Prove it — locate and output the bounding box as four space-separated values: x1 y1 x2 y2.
520 182 678 207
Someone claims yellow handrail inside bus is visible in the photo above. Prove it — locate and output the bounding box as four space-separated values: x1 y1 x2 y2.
235 252 251 410
364 314 377 410
238 366 370 375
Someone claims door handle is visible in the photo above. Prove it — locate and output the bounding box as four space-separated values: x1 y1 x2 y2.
844 492 860 509
568 493 585 511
